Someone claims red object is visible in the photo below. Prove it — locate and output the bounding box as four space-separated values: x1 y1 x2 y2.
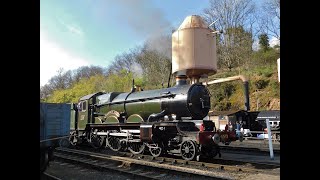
198 131 214 145
200 124 205 131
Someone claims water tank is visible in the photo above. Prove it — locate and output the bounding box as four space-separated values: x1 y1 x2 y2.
172 15 217 77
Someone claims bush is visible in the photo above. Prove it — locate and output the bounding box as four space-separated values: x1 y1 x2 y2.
255 79 269 89
270 81 280 97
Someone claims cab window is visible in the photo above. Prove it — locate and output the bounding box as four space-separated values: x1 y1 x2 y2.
82 101 87 112
77 101 87 112
77 102 82 111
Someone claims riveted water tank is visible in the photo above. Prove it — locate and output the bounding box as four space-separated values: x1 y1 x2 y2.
172 15 217 77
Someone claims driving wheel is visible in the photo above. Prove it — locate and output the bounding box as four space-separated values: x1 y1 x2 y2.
180 140 198 161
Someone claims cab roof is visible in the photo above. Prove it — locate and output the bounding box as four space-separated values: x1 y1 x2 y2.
79 92 104 101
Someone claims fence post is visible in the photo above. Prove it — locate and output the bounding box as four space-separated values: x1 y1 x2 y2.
266 118 274 160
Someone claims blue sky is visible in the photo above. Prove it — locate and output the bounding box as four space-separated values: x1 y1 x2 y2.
40 0 279 86
40 0 210 86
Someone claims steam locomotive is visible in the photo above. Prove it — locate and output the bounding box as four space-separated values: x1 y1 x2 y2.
68 15 240 160
68 75 238 160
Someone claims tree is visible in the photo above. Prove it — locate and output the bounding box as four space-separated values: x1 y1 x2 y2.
72 65 106 83
203 0 256 70
40 84 53 101
110 35 172 89
203 0 256 34
46 75 108 103
136 46 171 88
261 0 280 40
217 26 254 70
47 68 69 90
108 49 140 75
40 65 107 101
258 33 270 51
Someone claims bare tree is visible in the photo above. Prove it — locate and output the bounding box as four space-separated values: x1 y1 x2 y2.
261 0 280 40
111 52 136 73
40 84 54 100
107 47 143 78
72 65 106 82
203 0 256 33
136 45 171 88
109 34 172 88
203 0 256 70
48 68 69 90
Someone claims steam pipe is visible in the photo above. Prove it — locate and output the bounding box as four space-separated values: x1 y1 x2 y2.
147 110 167 122
207 75 250 111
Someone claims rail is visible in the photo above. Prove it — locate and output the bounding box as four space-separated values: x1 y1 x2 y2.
41 172 62 180
54 147 279 179
55 147 235 179
40 136 70 143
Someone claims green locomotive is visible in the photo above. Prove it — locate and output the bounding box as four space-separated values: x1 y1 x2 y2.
69 77 237 160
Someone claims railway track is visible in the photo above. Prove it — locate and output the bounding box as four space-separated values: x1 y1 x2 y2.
54 147 279 180
68 144 280 168
41 172 62 180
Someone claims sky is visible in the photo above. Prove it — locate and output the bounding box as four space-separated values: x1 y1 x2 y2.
40 0 279 86
40 0 211 86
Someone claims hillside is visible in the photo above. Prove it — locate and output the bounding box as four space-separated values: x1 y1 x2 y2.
207 63 280 111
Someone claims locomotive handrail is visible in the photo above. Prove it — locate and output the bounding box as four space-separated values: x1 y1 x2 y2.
95 93 176 107
93 112 105 116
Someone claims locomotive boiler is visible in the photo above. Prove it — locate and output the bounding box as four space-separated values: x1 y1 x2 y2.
94 76 210 123
69 15 239 161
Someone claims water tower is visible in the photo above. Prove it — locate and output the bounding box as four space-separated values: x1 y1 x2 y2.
172 15 218 84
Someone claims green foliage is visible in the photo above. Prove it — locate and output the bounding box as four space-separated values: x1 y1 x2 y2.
252 48 279 66
46 75 104 103
216 101 232 111
104 70 133 92
45 72 141 103
269 81 280 97
258 33 270 51
217 26 253 70
255 79 269 89
248 64 276 79
208 83 237 110
208 62 280 111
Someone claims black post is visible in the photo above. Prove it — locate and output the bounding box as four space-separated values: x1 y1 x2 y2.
243 81 250 111
167 64 172 88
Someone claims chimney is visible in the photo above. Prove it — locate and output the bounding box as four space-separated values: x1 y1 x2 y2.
175 75 188 86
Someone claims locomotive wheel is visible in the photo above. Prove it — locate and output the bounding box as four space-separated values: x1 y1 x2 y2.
203 145 219 158
69 131 77 146
149 143 163 157
128 142 145 155
90 129 105 149
180 140 198 161
106 135 121 152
